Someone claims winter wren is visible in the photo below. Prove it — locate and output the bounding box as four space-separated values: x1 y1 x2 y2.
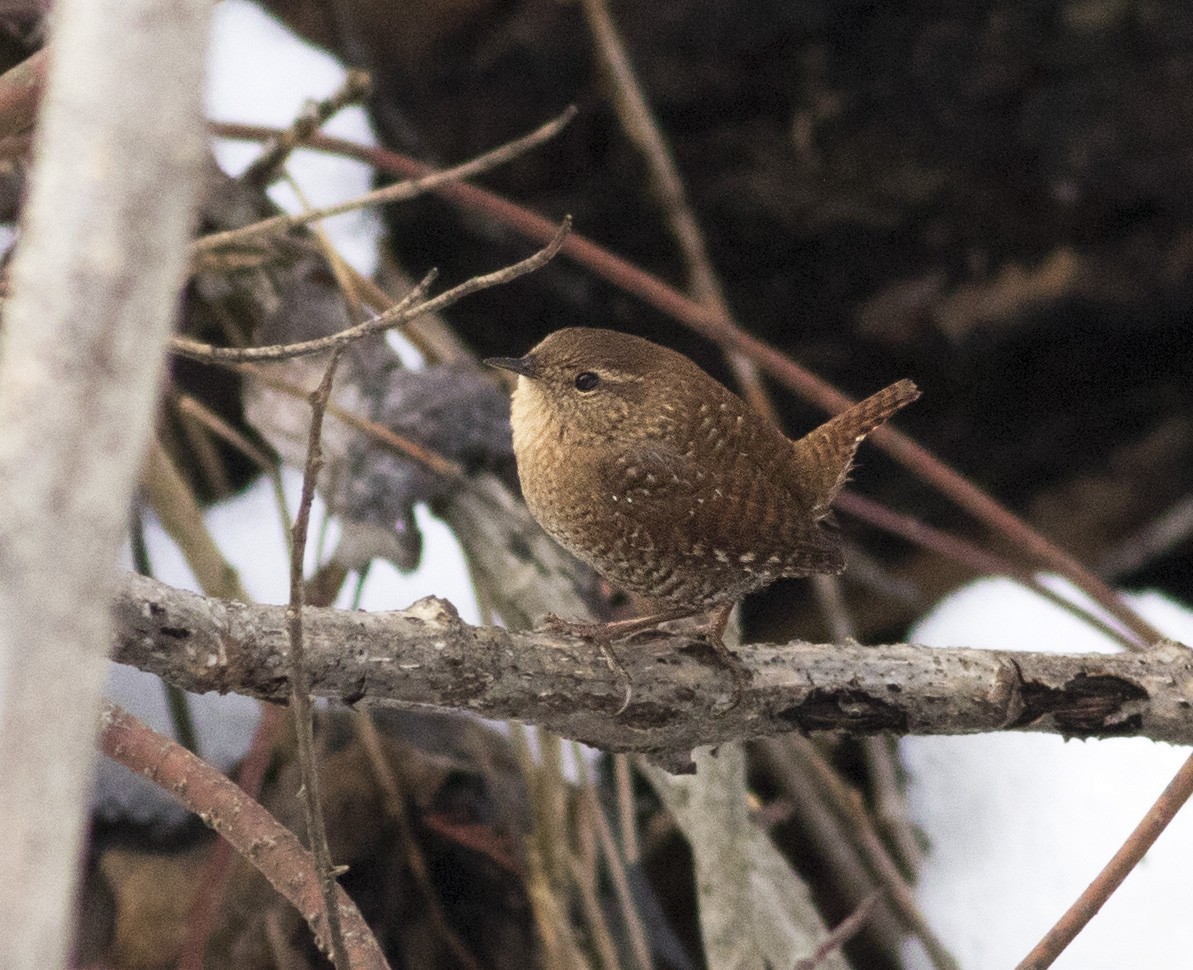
486 327 919 710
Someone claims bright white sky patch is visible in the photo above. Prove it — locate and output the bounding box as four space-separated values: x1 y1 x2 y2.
901 576 1193 970
205 0 381 275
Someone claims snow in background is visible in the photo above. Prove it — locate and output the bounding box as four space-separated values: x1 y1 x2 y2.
99 0 481 820
95 11 1193 968
901 576 1193 970
205 0 380 276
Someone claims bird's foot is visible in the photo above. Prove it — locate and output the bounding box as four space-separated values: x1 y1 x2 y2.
539 615 634 715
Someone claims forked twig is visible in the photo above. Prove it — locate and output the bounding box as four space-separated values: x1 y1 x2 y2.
792 893 881 970
241 68 372 187
175 219 570 364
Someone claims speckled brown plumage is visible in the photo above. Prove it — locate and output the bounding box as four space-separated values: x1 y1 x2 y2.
486 327 918 711
489 327 917 608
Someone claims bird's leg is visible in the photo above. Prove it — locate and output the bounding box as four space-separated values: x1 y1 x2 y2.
539 606 699 716
593 633 633 717
539 605 699 641
703 601 749 716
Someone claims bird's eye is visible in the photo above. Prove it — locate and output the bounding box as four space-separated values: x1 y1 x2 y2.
574 371 600 392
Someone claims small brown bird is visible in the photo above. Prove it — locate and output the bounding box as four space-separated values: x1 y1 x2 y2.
486 327 919 711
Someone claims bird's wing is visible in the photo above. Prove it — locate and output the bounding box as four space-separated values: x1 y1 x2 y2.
596 436 845 577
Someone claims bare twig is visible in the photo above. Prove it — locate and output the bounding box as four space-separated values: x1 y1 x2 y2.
1015 751 1193 970
209 120 1164 649
1099 493 1193 579
782 739 959 970
177 704 286 970
175 264 434 362
568 831 624 970
241 364 466 479
197 107 576 254
285 349 352 968
836 492 1138 651
754 740 905 958
241 68 372 187
792 893 881 970
580 0 776 421
141 438 249 601
172 390 277 471
99 703 391 970
174 219 570 364
507 724 590 970
575 753 653 970
353 713 485 970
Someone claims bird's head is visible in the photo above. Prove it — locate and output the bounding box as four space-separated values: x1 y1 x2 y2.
485 327 696 447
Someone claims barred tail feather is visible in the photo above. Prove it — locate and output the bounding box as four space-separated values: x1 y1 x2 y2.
792 378 920 519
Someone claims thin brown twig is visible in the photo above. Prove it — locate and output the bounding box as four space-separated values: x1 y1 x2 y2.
173 398 233 496
141 437 248 601
860 736 922 881
506 723 589 970
785 738 960 970
837 485 1139 652
172 390 277 471
580 0 777 422
1098 493 1193 579
177 703 287 970
175 219 570 364
575 752 653 970
175 263 435 362
242 364 466 479
754 740 906 959
811 574 922 879
353 713 485 970
285 348 352 968
1014 750 1193 970
285 170 374 325
792 892 881 970
241 68 372 187
569 802 625 970
209 120 1164 650
197 106 576 254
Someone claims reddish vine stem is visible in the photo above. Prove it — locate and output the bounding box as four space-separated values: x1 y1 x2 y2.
1015 751 1193 970
209 120 1162 649
99 703 391 970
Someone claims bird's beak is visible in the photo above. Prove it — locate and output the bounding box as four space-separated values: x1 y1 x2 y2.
484 355 537 379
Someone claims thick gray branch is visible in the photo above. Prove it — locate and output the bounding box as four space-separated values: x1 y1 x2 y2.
113 574 1193 760
0 1 212 967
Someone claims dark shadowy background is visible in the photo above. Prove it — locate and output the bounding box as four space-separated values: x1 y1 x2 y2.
263 0 1193 641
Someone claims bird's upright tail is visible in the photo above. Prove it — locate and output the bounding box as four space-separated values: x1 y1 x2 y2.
792 378 920 519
